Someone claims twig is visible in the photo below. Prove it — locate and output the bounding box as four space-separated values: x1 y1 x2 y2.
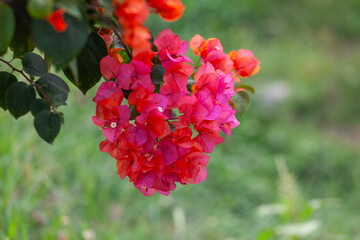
112 29 133 61
194 57 201 69
0 58 57 113
88 4 133 60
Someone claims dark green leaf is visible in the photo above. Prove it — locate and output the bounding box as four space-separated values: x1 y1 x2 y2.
7 0 35 57
0 2 15 55
65 32 108 94
34 110 62 144
22 52 47 76
33 13 88 68
151 64 165 85
232 90 251 117
236 84 255 94
5 82 36 119
0 72 18 110
169 122 176 133
57 111 65 124
36 73 70 107
129 105 139 119
30 98 50 116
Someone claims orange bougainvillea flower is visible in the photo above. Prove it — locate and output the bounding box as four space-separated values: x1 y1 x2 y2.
146 0 185 22
229 49 260 78
113 0 149 26
46 9 67 33
190 34 223 57
190 34 233 73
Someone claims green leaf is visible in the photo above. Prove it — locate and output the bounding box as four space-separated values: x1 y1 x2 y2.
8 0 35 57
119 49 131 63
65 32 108 94
57 111 65 124
0 72 18 110
236 84 255 94
34 110 62 144
27 0 54 19
33 13 88 68
232 90 251 117
30 98 50 116
0 2 16 55
5 82 36 119
151 64 165 85
36 73 70 107
22 52 47 76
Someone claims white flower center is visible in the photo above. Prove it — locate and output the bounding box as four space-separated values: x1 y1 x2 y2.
157 106 163 112
110 122 117 128
215 46 220 50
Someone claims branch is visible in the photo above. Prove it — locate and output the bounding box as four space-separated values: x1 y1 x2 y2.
112 28 133 61
0 58 57 113
86 2 133 61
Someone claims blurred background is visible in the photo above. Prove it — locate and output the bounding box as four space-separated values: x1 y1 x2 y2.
1 0 360 239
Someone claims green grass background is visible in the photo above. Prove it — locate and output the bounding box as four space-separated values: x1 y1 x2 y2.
1 0 360 239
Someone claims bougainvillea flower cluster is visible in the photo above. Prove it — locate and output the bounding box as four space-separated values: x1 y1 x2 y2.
93 29 260 196
112 0 185 52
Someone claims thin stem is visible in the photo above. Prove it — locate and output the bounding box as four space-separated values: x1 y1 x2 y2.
0 58 57 113
194 57 201 69
112 29 133 61
90 5 133 60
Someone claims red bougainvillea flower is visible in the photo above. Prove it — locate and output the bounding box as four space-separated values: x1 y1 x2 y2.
116 60 154 91
46 9 67 33
100 56 122 80
229 49 260 78
92 105 130 143
154 29 192 69
146 0 185 22
92 29 251 197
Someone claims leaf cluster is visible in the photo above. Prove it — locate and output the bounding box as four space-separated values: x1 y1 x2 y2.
0 0 108 143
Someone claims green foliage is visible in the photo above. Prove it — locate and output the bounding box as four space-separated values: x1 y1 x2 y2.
7 0 35 57
119 49 131 63
65 32 108 94
237 84 255 94
33 13 88 68
36 73 70 107
0 72 17 110
0 2 15 55
34 110 62 144
22 52 47 76
232 90 251 117
27 0 54 19
5 82 36 119
151 64 166 85
30 98 50 117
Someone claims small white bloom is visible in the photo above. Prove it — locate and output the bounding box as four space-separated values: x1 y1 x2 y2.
158 106 163 112
110 122 117 128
